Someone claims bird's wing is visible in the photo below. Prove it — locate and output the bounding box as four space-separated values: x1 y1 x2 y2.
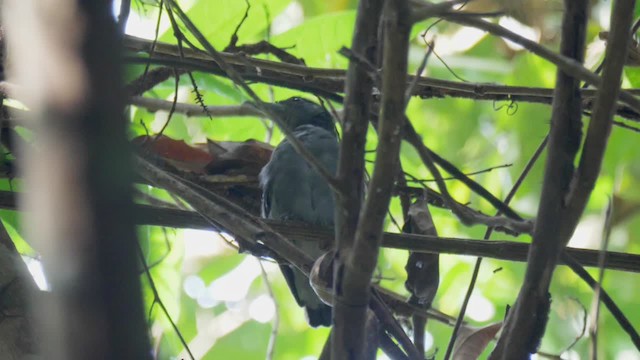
258 125 337 327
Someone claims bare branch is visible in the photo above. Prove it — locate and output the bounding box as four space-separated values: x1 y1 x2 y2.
129 96 262 117
123 35 640 123
4 0 151 357
0 181 634 274
566 0 637 224
332 0 384 356
442 8 640 114
409 0 469 23
491 2 590 358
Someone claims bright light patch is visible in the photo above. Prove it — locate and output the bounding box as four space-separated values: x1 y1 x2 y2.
562 350 581 360
617 349 640 360
207 258 260 302
466 293 495 322
431 26 487 56
182 229 229 259
568 215 602 249
249 294 275 323
23 257 49 291
196 292 219 309
595 1 611 29
498 17 540 51
423 331 434 351
113 0 174 40
271 1 304 36
184 274 205 298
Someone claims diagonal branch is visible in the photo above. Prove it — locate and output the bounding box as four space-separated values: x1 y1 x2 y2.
161 0 340 193
442 8 640 114
490 1 639 357
402 120 531 233
562 253 640 350
565 0 637 225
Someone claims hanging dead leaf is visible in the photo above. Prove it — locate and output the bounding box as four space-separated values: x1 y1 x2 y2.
309 250 336 306
404 196 440 308
452 322 503 360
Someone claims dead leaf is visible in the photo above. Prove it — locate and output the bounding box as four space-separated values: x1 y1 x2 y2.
205 139 272 176
452 322 503 360
132 135 214 172
404 196 440 308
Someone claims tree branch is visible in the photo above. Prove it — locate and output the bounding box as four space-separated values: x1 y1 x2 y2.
3 0 151 357
332 0 384 356
566 0 636 226
442 8 640 114
491 2 590 358
129 96 262 117
122 35 640 122
336 0 412 354
0 191 636 273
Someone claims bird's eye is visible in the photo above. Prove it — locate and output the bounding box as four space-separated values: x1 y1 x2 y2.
292 97 301 102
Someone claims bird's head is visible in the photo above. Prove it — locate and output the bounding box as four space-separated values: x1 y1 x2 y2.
260 97 335 134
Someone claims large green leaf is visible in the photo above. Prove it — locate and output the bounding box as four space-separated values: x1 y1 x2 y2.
160 0 292 47
271 11 356 68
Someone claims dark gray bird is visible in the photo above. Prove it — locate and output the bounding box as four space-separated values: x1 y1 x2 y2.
259 97 337 327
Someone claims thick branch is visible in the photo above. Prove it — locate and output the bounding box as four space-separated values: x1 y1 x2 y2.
123 36 640 122
566 0 636 224
491 2 589 358
332 0 384 357
0 193 637 273
336 0 412 355
4 0 151 357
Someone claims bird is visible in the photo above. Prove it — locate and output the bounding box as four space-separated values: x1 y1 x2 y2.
258 97 338 327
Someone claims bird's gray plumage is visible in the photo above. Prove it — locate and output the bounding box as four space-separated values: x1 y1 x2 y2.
259 97 337 327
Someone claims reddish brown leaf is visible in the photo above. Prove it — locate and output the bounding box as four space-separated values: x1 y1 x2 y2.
205 139 273 176
132 135 214 173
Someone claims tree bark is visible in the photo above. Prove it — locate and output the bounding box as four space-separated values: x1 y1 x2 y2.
3 0 151 358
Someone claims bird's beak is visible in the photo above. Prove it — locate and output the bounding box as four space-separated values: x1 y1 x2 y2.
243 101 284 118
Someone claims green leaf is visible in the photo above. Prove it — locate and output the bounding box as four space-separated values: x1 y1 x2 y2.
160 0 292 47
271 11 356 68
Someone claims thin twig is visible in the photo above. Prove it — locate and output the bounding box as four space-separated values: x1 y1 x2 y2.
589 200 614 357
562 253 640 351
444 135 549 360
403 122 532 234
151 68 180 142
258 260 279 360
136 0 165 97
225 0 250 50
137 243 195 360
130 96 262 117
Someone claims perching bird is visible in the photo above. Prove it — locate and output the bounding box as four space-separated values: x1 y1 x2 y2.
259 97 338 327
